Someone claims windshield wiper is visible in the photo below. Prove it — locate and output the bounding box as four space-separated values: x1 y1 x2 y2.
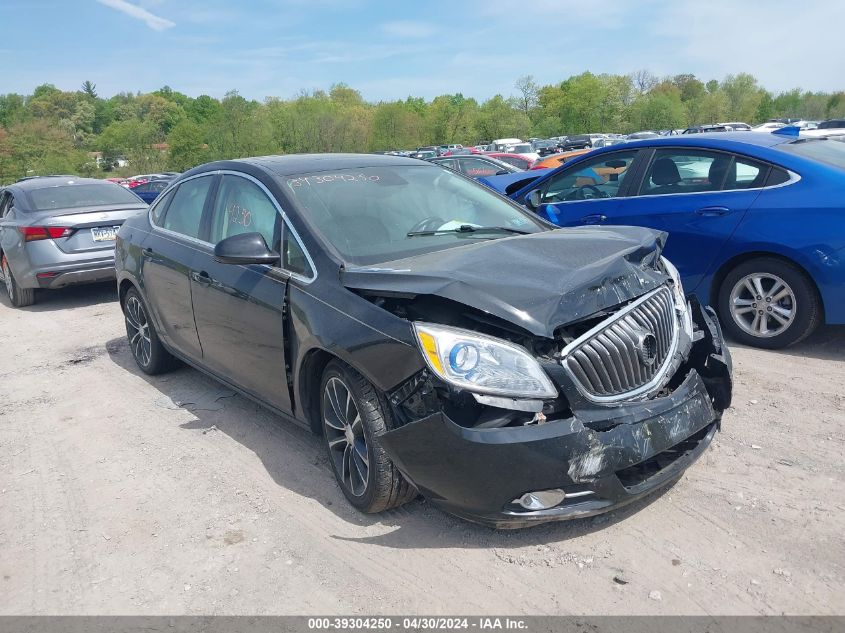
407 224 531 238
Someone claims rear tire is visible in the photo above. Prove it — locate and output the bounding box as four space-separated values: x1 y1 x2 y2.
717 257 821 349
1 254 35 308
320 360 416 513
122 288 176 375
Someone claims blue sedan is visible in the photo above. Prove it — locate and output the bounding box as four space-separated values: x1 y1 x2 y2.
484 131 845 348
130 179 172 204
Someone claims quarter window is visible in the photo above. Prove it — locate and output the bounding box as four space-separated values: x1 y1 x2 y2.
765 167 791 187
161 176 213 239
209 175 279 249
283 228 313 278
541 151 638 203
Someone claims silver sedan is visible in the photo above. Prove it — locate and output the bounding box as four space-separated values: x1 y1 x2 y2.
0 176 148 307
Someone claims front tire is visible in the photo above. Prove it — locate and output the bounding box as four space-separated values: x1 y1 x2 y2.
717 257 821 349
320 360 416 513
1 254 35 308
122 288 175 375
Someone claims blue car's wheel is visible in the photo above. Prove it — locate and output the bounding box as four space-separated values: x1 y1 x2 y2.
718 257 821 349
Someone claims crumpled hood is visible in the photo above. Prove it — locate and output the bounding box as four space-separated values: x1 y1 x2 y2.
341 226 669 338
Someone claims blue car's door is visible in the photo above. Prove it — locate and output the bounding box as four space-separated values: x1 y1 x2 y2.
525 149 642 227
595 148 769 293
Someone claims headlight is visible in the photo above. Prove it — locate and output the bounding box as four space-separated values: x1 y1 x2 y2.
413 322 558 399
660 256 693 337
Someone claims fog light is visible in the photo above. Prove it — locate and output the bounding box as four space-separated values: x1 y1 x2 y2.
516 489 566 510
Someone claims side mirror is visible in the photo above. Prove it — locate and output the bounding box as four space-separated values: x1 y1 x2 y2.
525 189 543 210
213 232 280 266
495 169 509 175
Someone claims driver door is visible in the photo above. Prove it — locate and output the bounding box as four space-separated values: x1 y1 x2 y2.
526 150 641 227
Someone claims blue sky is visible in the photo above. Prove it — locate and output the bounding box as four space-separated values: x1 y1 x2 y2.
2 0 843 101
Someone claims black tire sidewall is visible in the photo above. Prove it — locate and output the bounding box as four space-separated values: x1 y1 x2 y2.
718 258 819 349
319 362 382 511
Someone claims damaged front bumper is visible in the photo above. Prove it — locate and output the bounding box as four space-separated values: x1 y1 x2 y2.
378 301 732 528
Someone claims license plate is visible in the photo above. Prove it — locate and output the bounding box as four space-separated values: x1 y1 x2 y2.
91 226 120 242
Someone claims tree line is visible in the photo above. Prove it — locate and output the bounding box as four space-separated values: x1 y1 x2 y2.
1 71 843 182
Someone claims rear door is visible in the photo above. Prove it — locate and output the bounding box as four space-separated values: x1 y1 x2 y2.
598 148 767 292
141 174 215 360
189 172 294 413
525 149 641 226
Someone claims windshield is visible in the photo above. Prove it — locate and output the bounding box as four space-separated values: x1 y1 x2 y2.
510 144 532 153
781 138 845 169
284 165 546 266
28 183 142 211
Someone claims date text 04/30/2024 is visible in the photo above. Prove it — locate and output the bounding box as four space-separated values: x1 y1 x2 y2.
307 617 527 630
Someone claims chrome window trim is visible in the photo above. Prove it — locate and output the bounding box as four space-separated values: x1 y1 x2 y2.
216 170 318 285
540 149 800 208
634 146 801 198
148 170 318 285
559 285 680 405
631 170 800 200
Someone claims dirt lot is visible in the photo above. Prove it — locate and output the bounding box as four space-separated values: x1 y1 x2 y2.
0 282 843 615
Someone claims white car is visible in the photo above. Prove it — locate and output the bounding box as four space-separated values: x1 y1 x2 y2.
488 137 523 152
798 127 845 139
503 143 540 163
751 122 786 132
719 122 751 131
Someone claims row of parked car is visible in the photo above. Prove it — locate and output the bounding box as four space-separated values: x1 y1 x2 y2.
397 119 845 175
106 172 182 203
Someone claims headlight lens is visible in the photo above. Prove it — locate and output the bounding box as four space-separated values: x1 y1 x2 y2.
661 256 693 336
413 322 558 399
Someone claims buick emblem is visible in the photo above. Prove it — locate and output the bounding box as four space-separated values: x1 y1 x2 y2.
633 329 658 366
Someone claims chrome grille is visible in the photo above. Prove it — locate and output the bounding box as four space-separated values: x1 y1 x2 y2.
561 286 678 402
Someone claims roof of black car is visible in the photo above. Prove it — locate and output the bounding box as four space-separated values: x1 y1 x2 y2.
236 153 427 177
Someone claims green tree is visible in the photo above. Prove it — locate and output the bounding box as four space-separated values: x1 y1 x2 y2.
167 120 207 171
81 81 98 99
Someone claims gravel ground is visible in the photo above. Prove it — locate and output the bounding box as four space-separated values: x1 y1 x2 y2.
1 282 843 615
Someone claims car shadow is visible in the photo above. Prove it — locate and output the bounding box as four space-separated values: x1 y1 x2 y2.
0 281 118 312
726 324 845 362
104 335 676 549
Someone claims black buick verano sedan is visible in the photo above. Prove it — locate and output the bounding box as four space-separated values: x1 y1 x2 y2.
115 154 732 528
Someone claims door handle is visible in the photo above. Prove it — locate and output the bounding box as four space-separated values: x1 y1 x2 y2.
695 206 731 217
580 214 607 225
191 271 212 285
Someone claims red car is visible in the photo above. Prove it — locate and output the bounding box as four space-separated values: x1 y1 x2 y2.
442 147 483 156
485 152 535 170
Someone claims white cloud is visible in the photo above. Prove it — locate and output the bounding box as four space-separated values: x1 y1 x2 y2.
96 0 175 31
380 20 437 39
649 0 845 92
